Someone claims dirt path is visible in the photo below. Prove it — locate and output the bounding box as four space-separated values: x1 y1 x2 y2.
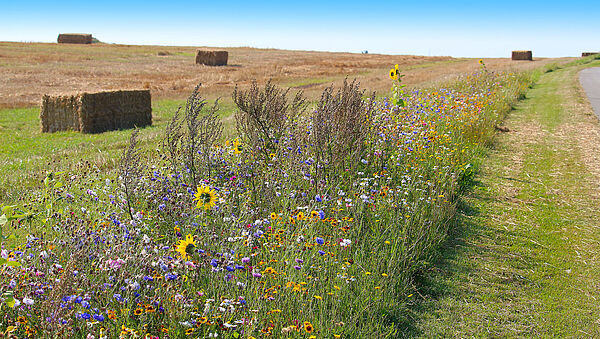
407 61 600 337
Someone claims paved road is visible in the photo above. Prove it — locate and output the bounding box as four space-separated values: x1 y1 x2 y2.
579 67 600 120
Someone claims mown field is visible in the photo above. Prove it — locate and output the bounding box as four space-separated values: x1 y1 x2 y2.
1 44 592 338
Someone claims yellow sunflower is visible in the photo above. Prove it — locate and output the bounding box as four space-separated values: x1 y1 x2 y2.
389 68 398 80
175 234 197 259
232 138 242 154
193 185 217 210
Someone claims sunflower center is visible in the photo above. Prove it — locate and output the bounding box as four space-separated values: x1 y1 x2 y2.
200 192 212 203
185 243 196 254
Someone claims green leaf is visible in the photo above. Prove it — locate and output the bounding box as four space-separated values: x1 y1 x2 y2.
0 258 6 265
0 214 7 226
4 261 21 267
44 176 50 187
54 181 63 188
1 205 16 215
5 296 16 308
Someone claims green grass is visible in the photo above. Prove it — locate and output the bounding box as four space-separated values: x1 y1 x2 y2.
0 98 244 203
407 60 600 337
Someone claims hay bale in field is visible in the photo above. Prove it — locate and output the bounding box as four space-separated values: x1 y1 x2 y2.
40 95 81 132
40 90 152 133
512 50 533 61
195 50 228 66
57 33 93 44
582 52 599 57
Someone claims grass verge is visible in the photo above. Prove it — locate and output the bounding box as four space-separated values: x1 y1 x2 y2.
408 59 600 337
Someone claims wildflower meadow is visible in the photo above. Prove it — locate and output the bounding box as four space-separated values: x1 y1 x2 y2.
0 64 532 338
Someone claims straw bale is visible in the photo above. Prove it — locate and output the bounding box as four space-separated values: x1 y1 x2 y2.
195 50 228 66
512 50 532 61
40 95 81 132
40 90 152 133
57 34 93 44
582 52 599 57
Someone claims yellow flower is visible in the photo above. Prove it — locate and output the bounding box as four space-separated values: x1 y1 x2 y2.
313 295 322 300
389 68 398 80
193 185 217 210
478 59 484 65
297 211 305 221
175 234 197 259
395 63 399 70
270 212 278 220
304 321 314 333
232 138 242 154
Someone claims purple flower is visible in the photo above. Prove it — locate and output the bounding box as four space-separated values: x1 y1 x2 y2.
315 237 325 245
315 195 322 202
294 265 301 270
241 257 250 263
318 210 325 220
226 266 235 272
93 314 104 322
252 272 262 278
165 272 178 281
80 312 91 320
318 250 326 256
295 258 303 264
210 259 218 267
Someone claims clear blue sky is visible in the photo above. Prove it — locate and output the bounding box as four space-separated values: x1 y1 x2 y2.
1 0 598 57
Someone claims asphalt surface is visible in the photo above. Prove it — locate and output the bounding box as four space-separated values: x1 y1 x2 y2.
579 67 600 120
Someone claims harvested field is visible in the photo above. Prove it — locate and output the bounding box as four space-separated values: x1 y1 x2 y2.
0 42 572 108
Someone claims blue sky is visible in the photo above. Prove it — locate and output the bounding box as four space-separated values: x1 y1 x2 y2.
1 0 599 57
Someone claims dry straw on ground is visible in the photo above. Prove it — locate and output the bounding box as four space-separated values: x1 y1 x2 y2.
57 34 92 44
196 50 228 66
40 90 152 133
582 52 599 57
512 50 533 61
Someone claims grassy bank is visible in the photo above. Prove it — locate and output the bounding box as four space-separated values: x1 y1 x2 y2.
409 59 600 337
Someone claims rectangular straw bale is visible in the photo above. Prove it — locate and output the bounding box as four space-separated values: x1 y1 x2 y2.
582 52 599 57
40 95 81 132
195 50 228 66
512 50 533 61
40 90 152 133
78 90 152 133
57 34 93 44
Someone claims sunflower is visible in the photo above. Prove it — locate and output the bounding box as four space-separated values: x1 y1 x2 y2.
232 138 242 154
270 212 278 220
134 308 143 316
389 68 398 80
185 328 195 335
193 185 217 210
175 234 197 259
479 59 484 65
304 321 314 333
